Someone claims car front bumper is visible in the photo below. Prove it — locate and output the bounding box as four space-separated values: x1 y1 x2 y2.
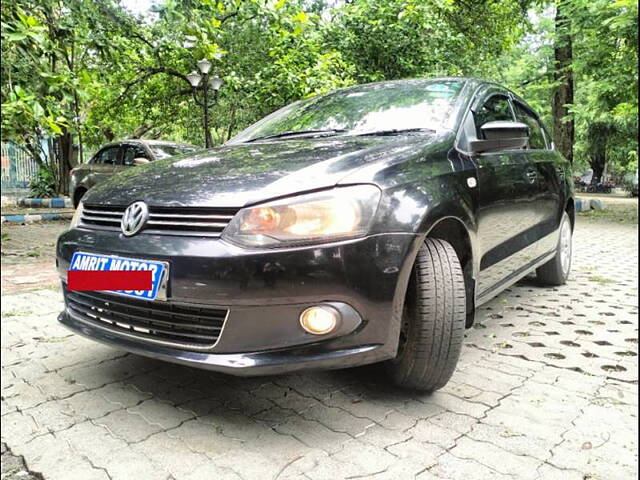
56 228 421 374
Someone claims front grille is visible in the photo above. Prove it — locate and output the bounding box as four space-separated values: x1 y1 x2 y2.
80 204 239 237
64 287 228 351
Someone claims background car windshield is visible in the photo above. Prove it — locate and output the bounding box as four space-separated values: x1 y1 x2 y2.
150 145 197 159
231 80 464 142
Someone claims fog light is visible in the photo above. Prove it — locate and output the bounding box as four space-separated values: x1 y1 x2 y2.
299 306 340 335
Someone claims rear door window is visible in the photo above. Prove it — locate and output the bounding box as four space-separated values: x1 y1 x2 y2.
123 145 149 166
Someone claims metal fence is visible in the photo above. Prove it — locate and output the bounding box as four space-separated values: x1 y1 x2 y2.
1 142 40 190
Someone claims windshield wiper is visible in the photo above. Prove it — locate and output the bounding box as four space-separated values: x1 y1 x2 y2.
245 129 347 142
353 128 435 137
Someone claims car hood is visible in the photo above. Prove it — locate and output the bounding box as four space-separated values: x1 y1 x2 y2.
84 133 451 207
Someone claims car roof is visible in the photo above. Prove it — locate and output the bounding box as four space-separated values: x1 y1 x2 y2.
329 76 524 101
133 139 197 148
101 139 198 149
327 76 477 93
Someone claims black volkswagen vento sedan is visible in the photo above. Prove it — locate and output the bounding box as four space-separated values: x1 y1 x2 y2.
57 78 574 392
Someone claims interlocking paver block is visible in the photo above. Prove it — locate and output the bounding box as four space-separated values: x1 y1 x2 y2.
166 418 244 457
406 418 464 450
426 452 513 480
274 417 351 454
128 398 194 429
450 436 542 479
94 408 164 443
131 431 210 478
1 215 637 479
466 421 553 461
10 433 110 480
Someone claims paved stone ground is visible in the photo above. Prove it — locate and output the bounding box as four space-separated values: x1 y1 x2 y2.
1 214 637 480
1 221 66 295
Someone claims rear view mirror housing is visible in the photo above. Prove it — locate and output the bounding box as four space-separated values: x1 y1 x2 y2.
469 121 529 154
133 157 150 166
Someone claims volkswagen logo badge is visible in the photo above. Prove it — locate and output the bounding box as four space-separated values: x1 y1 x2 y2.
121 201 149 236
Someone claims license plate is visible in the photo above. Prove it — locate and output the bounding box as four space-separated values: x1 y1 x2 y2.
69 251 168 301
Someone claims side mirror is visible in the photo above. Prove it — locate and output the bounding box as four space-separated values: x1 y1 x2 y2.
133 157 150 165
469 121 529 154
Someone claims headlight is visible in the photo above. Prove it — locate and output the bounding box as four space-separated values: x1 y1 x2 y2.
222 185 381 248
70 201 83 229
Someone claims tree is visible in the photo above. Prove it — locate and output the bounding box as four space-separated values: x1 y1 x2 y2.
88 0 354 147
552 0 574 164
324 0 533 82
571 0 638 182
3 0 635 195
1 0 134 193
500 0 638 182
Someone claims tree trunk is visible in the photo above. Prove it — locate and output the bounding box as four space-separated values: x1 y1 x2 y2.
588 131 607 184
52 131 73 195
590 152 606 185
552 0 574 164
104 128 115 142
24 138 44 168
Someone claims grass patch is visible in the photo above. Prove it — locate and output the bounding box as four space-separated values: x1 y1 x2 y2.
579 204 638 224
579 266 597 272
3 310 33 317
588 275 615 284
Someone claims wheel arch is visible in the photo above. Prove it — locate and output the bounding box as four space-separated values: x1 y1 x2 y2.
565 196 575 230
73 186 87 208
422 216 477 327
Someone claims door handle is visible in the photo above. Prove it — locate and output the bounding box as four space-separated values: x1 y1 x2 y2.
525 168 537 183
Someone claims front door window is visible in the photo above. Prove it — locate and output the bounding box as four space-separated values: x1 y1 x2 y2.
474 95 514 138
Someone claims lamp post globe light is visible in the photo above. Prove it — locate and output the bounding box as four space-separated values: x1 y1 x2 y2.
186 71 202 88
187 59 224 148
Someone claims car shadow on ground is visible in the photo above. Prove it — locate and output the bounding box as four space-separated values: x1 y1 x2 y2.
65 272 553 429
88 347 430 428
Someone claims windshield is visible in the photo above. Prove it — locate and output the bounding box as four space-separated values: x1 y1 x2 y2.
229 79 465 143
150 145 197 159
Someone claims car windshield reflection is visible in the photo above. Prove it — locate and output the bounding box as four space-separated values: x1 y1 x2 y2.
229 79 464 144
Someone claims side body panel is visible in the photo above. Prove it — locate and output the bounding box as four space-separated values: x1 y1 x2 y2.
456 84 571 306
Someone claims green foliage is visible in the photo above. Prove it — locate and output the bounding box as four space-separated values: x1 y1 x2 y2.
572 0 638 178
325 0 532 82
500 1 638 179
1 0 636 186
29 164 56 198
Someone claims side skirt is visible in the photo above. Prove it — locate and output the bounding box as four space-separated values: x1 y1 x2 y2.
475 249 556 308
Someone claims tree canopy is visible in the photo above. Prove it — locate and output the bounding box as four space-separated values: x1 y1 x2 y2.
1 0 637 191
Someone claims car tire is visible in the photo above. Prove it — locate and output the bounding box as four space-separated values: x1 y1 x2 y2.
536 211 572 286
386 238 466 392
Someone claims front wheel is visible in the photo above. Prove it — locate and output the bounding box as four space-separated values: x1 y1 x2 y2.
386 238 466 392
536 211 572 285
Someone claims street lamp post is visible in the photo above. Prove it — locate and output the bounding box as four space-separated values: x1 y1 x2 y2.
186 59 224 148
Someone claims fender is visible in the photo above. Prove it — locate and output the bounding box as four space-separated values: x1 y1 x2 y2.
417 199 480 280
386 205 480 341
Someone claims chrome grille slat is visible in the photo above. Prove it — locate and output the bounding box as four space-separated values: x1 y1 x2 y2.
149 213 234 220
143 229 222 238
64 287 228 350
68 302 219 341
147 220 228 228
80 204 239 237
69 293 223 331
83 208 125 216
81 214 121 223
72 289 227 322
